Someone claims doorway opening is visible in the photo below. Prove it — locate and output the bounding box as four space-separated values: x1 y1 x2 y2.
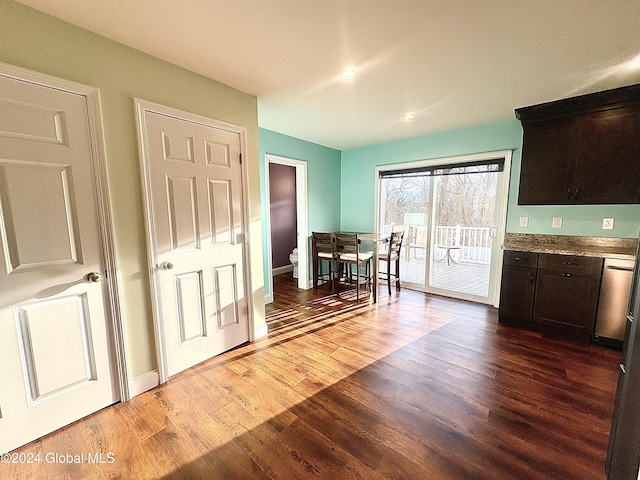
376 151 511 306
265 154 309 303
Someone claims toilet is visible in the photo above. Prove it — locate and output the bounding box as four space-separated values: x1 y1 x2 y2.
289 248 298 278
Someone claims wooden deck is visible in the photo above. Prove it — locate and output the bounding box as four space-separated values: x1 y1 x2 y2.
398 256 491 297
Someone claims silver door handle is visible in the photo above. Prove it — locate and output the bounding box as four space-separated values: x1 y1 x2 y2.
157 261 174 270
86 272 101 283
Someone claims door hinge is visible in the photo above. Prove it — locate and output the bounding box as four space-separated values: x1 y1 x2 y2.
239 153 243 164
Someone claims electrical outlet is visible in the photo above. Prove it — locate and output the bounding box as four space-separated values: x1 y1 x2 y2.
552 217 563 228
519 216 529 227
602 218 615 230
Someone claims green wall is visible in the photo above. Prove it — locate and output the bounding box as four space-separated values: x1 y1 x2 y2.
0 0 265 381
263 118 639 302
259 128 341 297
341 119 640 239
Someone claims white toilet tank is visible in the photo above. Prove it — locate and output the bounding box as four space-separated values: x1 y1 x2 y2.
289 248 298 278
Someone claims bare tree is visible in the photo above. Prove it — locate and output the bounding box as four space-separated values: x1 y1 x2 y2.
382 170 498 228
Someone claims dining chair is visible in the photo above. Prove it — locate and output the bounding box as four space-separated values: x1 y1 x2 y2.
335 233 373 302
379 231 404 295
312 232 337 291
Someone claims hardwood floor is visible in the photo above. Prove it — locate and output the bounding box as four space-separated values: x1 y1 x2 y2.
4 274 620 479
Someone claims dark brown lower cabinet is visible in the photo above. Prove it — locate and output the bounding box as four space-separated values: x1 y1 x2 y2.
500 265 536 322
499 250 537 324
499 250 603 343
533 268 601 342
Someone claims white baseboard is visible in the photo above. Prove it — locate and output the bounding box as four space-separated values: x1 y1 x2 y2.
272 265 293 276
254 322 269 340
129 370 160 397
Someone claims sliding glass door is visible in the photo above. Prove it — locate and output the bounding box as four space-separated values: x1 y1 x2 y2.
378 153 510 305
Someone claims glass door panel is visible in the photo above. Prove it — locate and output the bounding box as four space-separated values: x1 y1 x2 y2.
379 176 430 287
427 170 498 299
379 157 506 305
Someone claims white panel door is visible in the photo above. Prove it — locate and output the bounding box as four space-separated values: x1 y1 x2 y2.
0 75 117 453
140 107 249 378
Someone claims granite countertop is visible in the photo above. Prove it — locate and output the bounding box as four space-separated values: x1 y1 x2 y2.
503 234 638 260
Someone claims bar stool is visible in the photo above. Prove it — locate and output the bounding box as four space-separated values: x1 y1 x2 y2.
335 233 373 302
379 231 404 295
312 232 337 291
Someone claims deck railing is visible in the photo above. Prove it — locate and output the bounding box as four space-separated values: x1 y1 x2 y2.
384 224 493 265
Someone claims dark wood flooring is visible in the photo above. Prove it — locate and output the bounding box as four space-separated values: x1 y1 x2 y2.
4 274 621 479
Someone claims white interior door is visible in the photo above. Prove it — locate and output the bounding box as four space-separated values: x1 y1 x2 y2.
137 102 250 379
0 74 118 453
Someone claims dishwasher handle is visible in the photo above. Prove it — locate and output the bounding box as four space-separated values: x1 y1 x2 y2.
606 265 634 272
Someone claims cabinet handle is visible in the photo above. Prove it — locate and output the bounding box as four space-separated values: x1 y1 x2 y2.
514 257 523 261
574 187 579 199
562 261 579 266
530 273 535 284
562 272 573 277
566 187 572 199
620 364 626 374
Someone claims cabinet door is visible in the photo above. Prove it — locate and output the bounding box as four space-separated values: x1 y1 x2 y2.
499 265 537 323
575 109 640 204
533 269 600 334
518 118 580 205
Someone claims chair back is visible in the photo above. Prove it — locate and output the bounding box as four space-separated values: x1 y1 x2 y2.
335 233 359 260
387 231 404 259
312 232 335 257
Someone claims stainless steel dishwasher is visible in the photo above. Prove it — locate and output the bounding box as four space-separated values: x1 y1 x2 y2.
593 258 635 348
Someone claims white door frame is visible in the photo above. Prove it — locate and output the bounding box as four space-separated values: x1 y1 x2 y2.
135 99 255 384
264 154 309 303
0 62 128 400
374 150 512 307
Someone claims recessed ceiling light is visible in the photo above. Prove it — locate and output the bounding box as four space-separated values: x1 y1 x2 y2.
340 69 358 80
402 113 417 121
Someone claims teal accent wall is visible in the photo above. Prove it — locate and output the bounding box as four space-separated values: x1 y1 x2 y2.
340 120 522 231
340 119 640 239
259 128 341 297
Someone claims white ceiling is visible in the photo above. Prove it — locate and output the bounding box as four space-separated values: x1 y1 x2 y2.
16 0 640 150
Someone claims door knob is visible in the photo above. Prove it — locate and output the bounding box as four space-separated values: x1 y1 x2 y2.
86 272 101 283
157 261 174 270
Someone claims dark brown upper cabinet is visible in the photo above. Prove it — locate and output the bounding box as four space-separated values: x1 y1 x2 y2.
516 84 640 205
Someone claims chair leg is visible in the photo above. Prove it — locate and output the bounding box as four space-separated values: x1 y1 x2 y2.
313 258 318 289
395 259 401 291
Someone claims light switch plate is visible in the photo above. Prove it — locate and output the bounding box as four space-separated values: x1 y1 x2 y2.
602 218 615 230
519 216 529 227
552 217 563 228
